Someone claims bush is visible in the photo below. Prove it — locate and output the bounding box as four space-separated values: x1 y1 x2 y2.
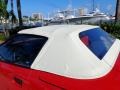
100 23 120 39
0 33 6 41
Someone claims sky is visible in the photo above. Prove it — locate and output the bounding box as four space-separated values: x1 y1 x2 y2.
7 0 117 17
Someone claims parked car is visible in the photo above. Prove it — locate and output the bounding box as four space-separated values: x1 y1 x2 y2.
0 25 120 90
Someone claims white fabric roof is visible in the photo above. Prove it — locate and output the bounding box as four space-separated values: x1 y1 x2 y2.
18 25 98 37
19 25 120 79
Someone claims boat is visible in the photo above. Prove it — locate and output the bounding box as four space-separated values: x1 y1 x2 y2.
48 0 111 24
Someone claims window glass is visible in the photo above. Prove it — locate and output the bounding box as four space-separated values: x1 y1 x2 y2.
0 34 48 67
79 28 115 59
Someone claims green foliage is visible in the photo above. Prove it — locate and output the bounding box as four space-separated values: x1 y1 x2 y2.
100 23 120 39
0 33 6 41
0 26 36 41
0 0 8 19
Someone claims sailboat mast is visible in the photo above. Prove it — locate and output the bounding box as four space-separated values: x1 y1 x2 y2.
68 0 72 9
92 0 95 11
68 0 72 6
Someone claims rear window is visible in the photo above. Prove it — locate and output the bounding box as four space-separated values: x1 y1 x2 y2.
79 28 115 59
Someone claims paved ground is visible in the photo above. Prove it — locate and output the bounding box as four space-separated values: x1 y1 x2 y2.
0 41 4 44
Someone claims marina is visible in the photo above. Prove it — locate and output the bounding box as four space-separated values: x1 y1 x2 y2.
0 0 115 29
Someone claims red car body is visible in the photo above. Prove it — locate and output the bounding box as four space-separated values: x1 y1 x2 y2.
0 54 120 90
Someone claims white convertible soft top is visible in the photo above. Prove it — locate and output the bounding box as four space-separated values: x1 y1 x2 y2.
19 25 98 37
19 25 120 79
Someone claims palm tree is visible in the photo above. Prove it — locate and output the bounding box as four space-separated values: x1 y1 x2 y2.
0 0 16 38
10 0 17 28
16 0 23 27
115 0 120 22
4 0 8 4
0 0 8 18
0 0 9 37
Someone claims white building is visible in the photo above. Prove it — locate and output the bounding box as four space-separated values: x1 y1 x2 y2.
32 13 44 20
78 8 88 16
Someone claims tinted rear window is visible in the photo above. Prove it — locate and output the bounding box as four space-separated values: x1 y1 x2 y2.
79 28 115 59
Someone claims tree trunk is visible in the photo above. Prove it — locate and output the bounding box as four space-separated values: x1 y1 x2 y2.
115 0 120 22
16 0 23 27
11 0 13 13
2 19 9 38
11 0 13 28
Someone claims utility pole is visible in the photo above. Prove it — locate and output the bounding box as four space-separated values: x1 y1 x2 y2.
115 0 120 22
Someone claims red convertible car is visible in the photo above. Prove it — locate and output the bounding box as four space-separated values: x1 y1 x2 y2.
0 25 120 90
